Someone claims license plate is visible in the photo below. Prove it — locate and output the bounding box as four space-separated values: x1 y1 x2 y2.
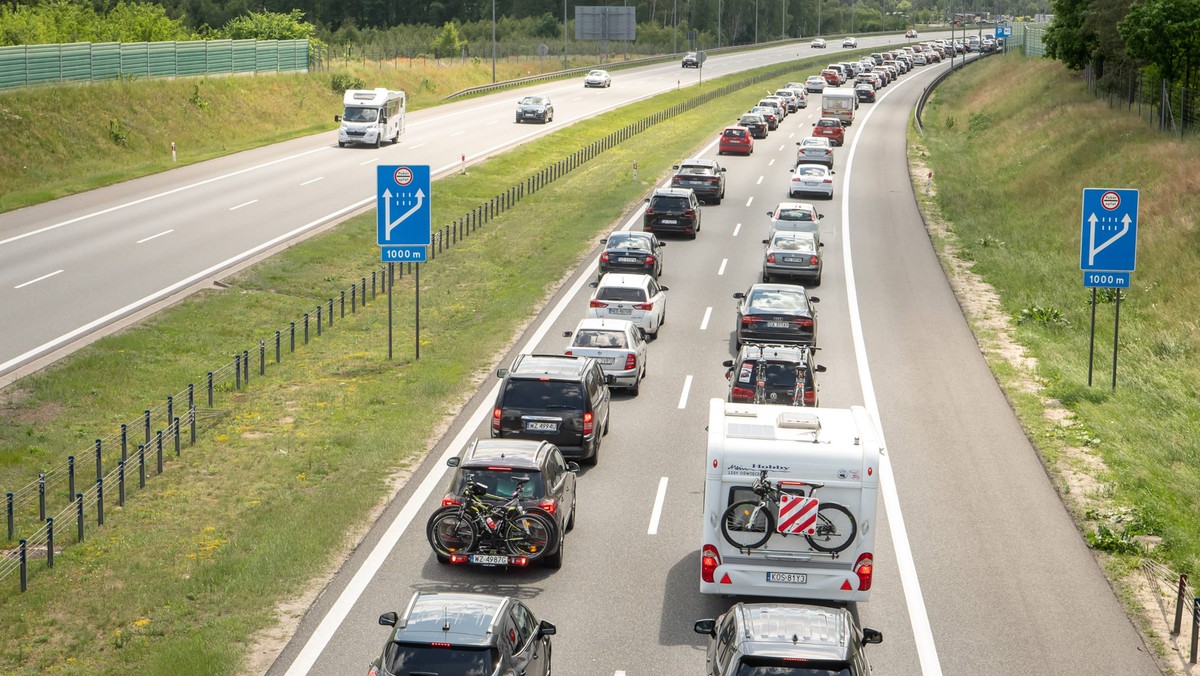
617 257 639 263
766 572 808 584
661 219 678 224
611 308 633 315
598 357 615 365
766 321 790 329
525 421 557 432
472 554 510 565
784 256 804 263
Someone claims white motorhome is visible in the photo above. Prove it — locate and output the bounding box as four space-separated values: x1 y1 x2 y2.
700 399 882 602
335 88 405 148
820 87 859 126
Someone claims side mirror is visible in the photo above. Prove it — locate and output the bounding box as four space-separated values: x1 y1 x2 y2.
658 242 666 247
694 619 717 637
722 359 734 368
733 292 746 299
789 168 796 174
815 364 828 373
566 461 581 472
830 170 836 175
819 242 825 248
496 368 509 378
795 141 803 146
562 330 573 338
644 198 651 204
720 167 727 173
588 281 598 288
538 620 557 637
659 285 670 292
672 165 681 170
810 296 821 303
334 114 341 122
762 239 770 244
447 457 461 467
862 628 883 645
818 214 826 220
599 238 608 244
812 122 817 127
379 612 398 627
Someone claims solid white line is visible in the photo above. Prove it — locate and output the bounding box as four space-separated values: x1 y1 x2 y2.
756 176 764 185
615 672 627 676
358 158 377 166
647 477 669 535
281 200 652 676
745 196 754 207
733 223 742 237
717 258 728 276
136 230 173 244
300 177 323 186
410 143 427 149
700 306 712 330
843 69 943 676
677 375 693 409
14 270 63 289
229 200 258 211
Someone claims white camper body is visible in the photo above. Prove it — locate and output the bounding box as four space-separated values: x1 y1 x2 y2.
336 88 405 148
700 399 882 602
820 87 858 125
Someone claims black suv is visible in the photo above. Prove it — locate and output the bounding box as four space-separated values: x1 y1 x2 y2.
670 159 726 204
598 231 664 280
443 438 578 568
682 51 706 67
643 187 702 239
370 591 556 676
723 343 826 407
493 354 612 465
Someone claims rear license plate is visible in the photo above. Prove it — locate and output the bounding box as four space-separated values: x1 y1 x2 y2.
661 219 678 224
767 321 790 329
525 421 558 432
598 357 616 365
783 256 804 263
472 554 510 565
611 308 633 315
766 572 808 584
617 257 639 263
804 181 819 187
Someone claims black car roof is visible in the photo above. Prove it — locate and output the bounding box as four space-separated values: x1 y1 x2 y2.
396 592 508 646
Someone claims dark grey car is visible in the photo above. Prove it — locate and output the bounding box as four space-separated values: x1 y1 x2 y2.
515 95 554 123
492 354 611 464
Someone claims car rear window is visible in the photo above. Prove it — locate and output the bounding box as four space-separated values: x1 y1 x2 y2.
734 360 805 387
739 117 761 125
597 287 648 302
747 289 808 312
455 468 544 499
573 329 628 348
735 656 853 675
723 128 747 138
609 238 650 251
502 379 585 409
818 120 839 128
678 164 714 176
775 207 817 221
771 237 815 251
651 196 691 210
385 644 496 675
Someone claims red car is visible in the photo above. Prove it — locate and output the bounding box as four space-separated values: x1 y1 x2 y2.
820 69 842 86
811 117 846 146
718 126 753 156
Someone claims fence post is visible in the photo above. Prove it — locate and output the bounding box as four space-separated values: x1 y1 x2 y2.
1192 597 1199 664
207 372 214 407
304 313 310 343
95 439 102 483
361 278 367 305
351 284 357 313
167 396 174 429
76 494 84 542
38 474 48 521
97 478 104 526
290 322 296 352
190 406 196 445
138 445 145 488
46 518 54 568
328 299 334 326
1175 574 1188 635
188 383 194 412
317 305 322 336
144 409 151 443
156 430 164 475
118 461 125 507
174 417 181 456
275 332 281 363
121 423 128 462
235 353 241 389
5 493 11 541
340 291 346 318
372 271 377 298
68 456 75 502
243 349 249 383
19 540 26 592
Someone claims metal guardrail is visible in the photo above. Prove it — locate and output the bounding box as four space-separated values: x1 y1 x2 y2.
914 51 993 132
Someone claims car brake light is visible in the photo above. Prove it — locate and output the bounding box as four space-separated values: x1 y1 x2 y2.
633 302 654 310
645 207 655 215
431 642 453 647
823 178 833 184
600 252 610 263
492 407 502 431
701 544 721 583
624 354 637 370
741 316 760 325
441 496 462 507
810 256 819 265
855 552 874 590
805 388 816 405
644 255 655 264
683 209 695 217
794 317 814 327
589 300 608 308
766 253 775 264
538 498 557 515
731 386 754 401
449 553 469 564
583 411 594 435
565 350 573 356
510 556 530 567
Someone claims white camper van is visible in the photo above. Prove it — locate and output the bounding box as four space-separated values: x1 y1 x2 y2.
700 399 882 602
820 87 858 126
336 88 405 148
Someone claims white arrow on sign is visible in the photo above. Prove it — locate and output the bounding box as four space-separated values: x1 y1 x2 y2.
1086 212 1131 266
381 187 426 241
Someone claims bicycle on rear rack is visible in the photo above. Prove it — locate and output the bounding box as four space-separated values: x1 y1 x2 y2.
426 473 558 563
720 469 857 553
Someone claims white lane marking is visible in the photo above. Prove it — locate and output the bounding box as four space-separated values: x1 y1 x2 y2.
700 306 712 330
615 672 627 676
843 71 943 676
14 269 63 289
0 146 329 248
281 200 652 676
450 130 465 137
647 477 669 535
756 175 764 185
229 200 258 211
300 177 323 186
677 375 693 409
778 144 786 151
717 258 728 276
768 159 776 166
358 158 377 166
410 143 427 149
745 196 754 207
136 230 173 244
733 223 742 237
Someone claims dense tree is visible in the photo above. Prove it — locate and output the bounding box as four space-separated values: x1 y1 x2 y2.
1119 0 1200 84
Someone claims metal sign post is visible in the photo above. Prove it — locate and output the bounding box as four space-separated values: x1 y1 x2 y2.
378 165 431 361
1079 188 1138 390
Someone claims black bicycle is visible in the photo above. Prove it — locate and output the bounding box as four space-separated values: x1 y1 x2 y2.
750 352 813 407
720 470 857 553
426 474 558 561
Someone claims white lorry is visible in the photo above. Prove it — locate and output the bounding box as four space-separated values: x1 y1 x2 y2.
820 87 859 126
700 399 882 602
335 88 405 148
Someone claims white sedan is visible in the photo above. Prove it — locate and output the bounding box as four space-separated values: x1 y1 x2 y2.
562 318 648 394
804 75 827 93
584 69 612 88
586 273 668 338
842 37 858 48
789 164 836 200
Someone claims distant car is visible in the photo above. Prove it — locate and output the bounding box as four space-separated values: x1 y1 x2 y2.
737 113 769 139
563 318 648 394
682 51 706 67
761 230 824 286
370 592 556 676
788 164 836 200
733 283 821 348
774 88 807 111
748 106 779 130
820 69 842 86
441 438 578 566
599 231 663 280
795 136 834 169
766 201 825 244
913 52 928 66
856 83 877 103
671 159 726 204
587 273 668 338
756 98 788 121
805 75 827 93
842 36 858 48
515 95 554 123
643 186 702 238
811 117 846 146
719 125 754 155
583 69 611 87
906 29 918 38
694 603 881 675
810 38 827 48
723 343 826 406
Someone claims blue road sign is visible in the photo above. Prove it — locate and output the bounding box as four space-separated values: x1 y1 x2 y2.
1083 272 1130 288
1080 188 1138 272
377 165 431 246
381 246 427 262
995 25 1012 38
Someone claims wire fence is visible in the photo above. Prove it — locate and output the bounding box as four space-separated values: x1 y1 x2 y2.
0 54 806 593
1141 561 1200 666
1081 65 1198 137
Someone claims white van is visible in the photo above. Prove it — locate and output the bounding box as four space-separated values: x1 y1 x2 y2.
820 87 858 126
336 88 405 148
700 399 882 602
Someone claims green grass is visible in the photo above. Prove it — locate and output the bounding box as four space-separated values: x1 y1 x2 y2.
0 54 831 673
920 53 1200 575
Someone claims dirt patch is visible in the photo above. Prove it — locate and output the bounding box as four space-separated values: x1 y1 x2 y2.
0 386 65 426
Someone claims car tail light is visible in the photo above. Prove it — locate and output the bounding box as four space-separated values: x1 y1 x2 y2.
708 177 720 185
589 299 608 308
633 302 654 310
793 317 814 327
741 316 760 325
510 556 530 567
624 354 637 370
766 253 776 264
701 544 721 583
368 666 380 676
583 411 594 436
823 178 833 184
441 495 461 507
804 388 815 405
492 407 502 431
825 149 833 156
855 552 874 590
731 386 754 401
600 252 610 263
810 256 820 265
683 209 695 218
565 350 573 356
645 207 656 215
449 553 469 564
644 255 655 264
538 498 557 515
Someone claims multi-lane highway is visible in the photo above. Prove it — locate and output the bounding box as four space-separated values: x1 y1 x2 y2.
239 46 1162 675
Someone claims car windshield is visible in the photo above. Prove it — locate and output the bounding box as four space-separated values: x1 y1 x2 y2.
747 289 808 312
735 656 852 675
775 207 816 221
342 107 378 123
588 70 605 76
519 96 545 105
456 469 543 499
678 164 714 176
384 643 496 675
502 379 584 409
772 236 815 251
597 287 648 302
573 329 628 348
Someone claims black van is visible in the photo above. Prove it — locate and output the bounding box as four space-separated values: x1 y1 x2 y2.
492 354 612 465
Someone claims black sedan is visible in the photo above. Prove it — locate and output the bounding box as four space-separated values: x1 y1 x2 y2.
749 106 779 130
855 83 876 103
670 159 726 204
733 284 820 348
738 113 769 139
598 231 665 280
